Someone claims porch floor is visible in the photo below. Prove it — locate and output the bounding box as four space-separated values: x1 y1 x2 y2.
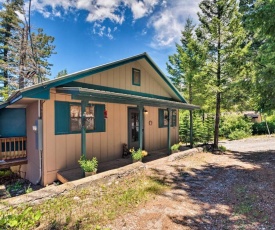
0 158 28 169
57 149 169 184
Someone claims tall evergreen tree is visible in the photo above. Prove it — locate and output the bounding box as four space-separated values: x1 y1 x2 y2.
0 0 23 98
197 0 250 149
245 0 275 111
167 18 207 147
0 0 55 99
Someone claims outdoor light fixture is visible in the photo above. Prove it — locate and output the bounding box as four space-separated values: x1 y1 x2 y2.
32 125 37 132
143 109 148 114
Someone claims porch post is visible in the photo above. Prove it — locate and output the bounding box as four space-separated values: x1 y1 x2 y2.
81 100 88 159
190 110 193 148
138 105 144 150
167 108 171 154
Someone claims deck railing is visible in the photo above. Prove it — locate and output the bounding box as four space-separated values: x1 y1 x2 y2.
0 137 27 160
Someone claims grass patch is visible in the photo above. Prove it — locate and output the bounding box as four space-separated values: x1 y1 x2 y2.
232 184 269 226
0 172 168 229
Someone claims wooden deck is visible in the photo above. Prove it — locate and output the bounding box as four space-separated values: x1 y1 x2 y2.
57 149 169 184
0 137 27 168
0 158 28 169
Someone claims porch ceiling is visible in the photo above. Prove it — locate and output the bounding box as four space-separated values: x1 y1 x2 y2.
56 87 200 110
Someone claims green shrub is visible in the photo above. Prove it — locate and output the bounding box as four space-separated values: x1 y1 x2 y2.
252 121 275 135
171 143 180 151
0 207 41 229
228 129 250 140
220 114 252 139
78 156 98 172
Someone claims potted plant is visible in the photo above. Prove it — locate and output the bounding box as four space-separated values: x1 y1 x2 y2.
171 143 180 154
78 156 98 177
130 148 148 163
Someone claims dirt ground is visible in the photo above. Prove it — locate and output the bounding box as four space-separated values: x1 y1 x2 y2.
106 136 275 230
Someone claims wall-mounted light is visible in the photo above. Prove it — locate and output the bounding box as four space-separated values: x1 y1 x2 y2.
143 109 148 115
32 125 37 132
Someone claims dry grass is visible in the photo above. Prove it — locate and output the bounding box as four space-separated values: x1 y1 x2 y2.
0 171 168 230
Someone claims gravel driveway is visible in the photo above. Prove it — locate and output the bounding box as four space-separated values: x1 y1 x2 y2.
221 136 275 152
107 136 275 230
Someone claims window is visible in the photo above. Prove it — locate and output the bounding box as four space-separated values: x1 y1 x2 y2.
171 110 177 127
55 101 105 135
70 104 94 132
158 109 177 128
132 68 141 86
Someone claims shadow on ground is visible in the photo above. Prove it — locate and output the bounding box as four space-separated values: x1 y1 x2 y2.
150 150 275 229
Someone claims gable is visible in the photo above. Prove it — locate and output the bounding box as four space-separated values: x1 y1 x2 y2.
68 59 184 102
0 53 191 110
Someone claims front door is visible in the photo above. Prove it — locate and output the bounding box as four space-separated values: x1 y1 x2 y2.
128 108 142 149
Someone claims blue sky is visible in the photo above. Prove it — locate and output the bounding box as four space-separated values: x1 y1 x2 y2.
15 0 200 79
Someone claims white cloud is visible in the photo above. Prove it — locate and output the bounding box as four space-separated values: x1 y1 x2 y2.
148 0 201 48
92 22 116 40
27 0 200 47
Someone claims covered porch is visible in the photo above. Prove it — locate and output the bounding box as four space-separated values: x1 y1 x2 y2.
57 148 170 183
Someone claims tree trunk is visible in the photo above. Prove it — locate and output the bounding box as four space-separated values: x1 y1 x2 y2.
3 25 11 88
214 12 222 149
19 26 28 89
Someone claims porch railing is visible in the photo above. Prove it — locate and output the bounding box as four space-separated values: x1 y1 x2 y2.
0 137 27 161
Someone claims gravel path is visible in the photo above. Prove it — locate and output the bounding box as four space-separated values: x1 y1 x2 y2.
107 136 275 230
221 136 275 152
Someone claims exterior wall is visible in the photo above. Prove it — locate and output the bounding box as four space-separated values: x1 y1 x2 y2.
42 90 179 186
75 61 171 98
20 101 40 184
144 107 178 151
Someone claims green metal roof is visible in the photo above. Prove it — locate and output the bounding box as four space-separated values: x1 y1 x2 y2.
0 52 195 109
56 87 200 110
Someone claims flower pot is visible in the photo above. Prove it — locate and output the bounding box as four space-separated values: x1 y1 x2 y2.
85 170 97 177
132 158 142 163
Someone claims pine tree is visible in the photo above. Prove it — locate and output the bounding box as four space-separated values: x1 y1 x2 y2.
0 0 23 98
0 0 55 99
245 0 275 111
197 0 250 149
167 18 207 147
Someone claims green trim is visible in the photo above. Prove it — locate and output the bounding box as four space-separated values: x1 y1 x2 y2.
61 82 174 101
22 89 50 100
143 55 187 103
58 87 199 110
168 108 171 153
158 108 177 128
3 52 189 107
132 68 141 86
55 101 106 135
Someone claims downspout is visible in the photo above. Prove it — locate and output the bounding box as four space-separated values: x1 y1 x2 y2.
36 100 42 185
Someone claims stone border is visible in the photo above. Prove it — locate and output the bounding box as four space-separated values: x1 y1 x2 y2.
0 147 203 209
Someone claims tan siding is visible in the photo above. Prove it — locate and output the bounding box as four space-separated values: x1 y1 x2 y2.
25 101 39 184
42 91 179 185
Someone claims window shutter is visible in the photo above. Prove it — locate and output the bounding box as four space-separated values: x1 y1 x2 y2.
55 101 70 134
95 104 106 132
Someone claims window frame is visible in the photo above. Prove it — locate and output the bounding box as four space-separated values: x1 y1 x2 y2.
69 103 95 133
132 68 141 86
158 109 177 128
55 101 105 135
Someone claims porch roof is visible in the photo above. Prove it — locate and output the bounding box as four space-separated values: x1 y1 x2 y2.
56 87 200 110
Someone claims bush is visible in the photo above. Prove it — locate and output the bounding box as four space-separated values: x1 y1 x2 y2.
228 129 250 140
219 114 252 139
252 122 275 135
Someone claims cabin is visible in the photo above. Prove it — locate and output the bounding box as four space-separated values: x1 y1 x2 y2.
0 53 199 186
